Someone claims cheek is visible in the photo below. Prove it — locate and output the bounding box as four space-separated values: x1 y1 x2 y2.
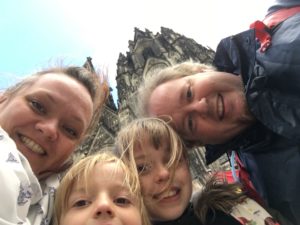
127 209 143 225
139 177 151 194
178 164 191 180
60 213 76 225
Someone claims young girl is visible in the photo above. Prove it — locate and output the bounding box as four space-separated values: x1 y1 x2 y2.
115 118 282 225
53 151 151 225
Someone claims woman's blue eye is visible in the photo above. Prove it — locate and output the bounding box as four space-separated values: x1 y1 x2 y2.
30 99 46 114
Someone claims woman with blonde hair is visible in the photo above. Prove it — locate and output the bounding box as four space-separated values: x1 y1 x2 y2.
0 66 108 225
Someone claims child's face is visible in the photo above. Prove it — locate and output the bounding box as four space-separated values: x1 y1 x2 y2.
134 138 192 221
61 162 142 225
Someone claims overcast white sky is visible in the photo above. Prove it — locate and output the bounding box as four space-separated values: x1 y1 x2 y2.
0 0 273 97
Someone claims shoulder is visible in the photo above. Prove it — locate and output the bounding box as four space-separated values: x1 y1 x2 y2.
266 0 300 16
0 127 19 156
213 29 256 76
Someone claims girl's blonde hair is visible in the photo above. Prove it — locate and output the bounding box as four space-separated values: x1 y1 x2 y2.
115 117 188 193
53 150 151 225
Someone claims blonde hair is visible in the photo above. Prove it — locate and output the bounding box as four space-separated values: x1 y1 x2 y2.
136 61 215 117
53 150 151 225
115 117 188 194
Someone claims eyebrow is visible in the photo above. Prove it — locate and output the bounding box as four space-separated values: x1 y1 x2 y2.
45 92 56 104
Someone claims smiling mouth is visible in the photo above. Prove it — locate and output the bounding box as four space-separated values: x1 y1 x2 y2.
217 94 224 120
154 187 180 200
19 135 46 155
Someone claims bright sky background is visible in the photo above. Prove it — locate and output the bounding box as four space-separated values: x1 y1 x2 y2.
0 0 273 100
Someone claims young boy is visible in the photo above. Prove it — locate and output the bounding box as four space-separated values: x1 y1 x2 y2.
53 151 150 225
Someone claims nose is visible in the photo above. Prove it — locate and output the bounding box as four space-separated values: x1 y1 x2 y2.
35 119 58 141
190 97 208 116
155 165 170 184
93 196 115 219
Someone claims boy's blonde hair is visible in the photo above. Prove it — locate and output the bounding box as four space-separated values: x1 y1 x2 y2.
115 117 188 191
53 150 150 225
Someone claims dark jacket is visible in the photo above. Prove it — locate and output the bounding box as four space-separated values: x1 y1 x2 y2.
152 203 241 225
208 12 300 225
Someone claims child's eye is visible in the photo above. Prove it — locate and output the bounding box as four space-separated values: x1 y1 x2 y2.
73 199 90 208
136 164 151 175
29 99 46 114
114 197 131 206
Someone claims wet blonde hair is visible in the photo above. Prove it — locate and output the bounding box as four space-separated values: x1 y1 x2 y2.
115 117 188 194
136 61 215 117
53 150 151 225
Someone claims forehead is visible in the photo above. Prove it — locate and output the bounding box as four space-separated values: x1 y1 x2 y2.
92 162 125 181
134 136 169 157
148 76 192 118
13 73 89 100
30 73 86 91
71 162 128 192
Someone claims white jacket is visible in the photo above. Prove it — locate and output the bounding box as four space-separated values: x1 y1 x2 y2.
0 127 60 225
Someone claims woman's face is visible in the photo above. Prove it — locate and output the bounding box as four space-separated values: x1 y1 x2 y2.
0 73 93 177
134 137 192 221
